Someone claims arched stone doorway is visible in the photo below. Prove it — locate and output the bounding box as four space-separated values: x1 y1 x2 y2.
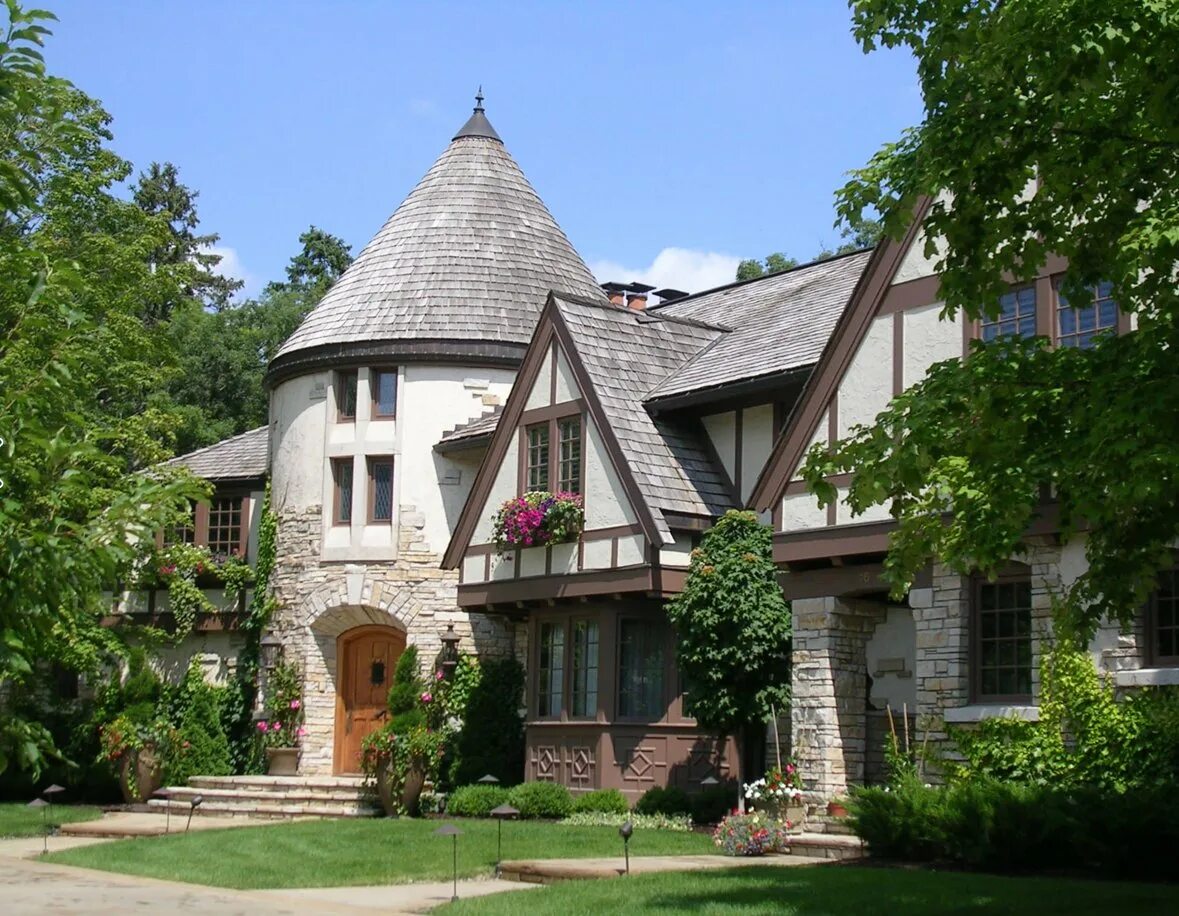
334 625 406 774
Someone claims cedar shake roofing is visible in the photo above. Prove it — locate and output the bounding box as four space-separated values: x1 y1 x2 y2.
271 99 604 378
553 294 737 538
165 426 269 482
435 406 502 451
646 249 873 402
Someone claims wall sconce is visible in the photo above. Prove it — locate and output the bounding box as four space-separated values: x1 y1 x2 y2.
440 623 460 679
259 631 283 672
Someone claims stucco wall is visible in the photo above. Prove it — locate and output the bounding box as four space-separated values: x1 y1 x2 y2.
838 315 893 438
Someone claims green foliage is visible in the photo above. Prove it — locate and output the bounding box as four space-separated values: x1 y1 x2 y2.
814 0 1179 639
570 788 628 815
561 811 693 831
386 645 425 732
445 783 510 818
666 511 791 743
635 785 691 817
506 781 573 819
256 661 303 749
736 252 798 282
448 657 525 787
162 659 232 785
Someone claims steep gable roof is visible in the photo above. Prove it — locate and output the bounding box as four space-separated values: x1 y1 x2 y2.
165 426 269 482
748 198 934 512
270 99 604 381
647 250 873 402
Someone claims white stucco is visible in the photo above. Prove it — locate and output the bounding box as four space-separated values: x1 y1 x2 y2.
472 437 520 545
902 303 963 389
519 545 547 578
659 534 694 568
865 606 917 711
554 348 578 404
740 404 774 503
271 371 330 510
838 315 894 438
616 533 645 566
525 349 553 410
791 409 829 483
701 411 737 484
780 491 829 532
892 193 951 286
582 538 612 569
584 420 637 530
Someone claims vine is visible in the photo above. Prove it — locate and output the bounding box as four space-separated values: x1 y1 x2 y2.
142 543 255 644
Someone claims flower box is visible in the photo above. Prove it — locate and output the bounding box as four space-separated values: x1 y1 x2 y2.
492 491 583 555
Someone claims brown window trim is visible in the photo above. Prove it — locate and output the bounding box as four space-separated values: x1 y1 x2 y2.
331 457 354 526
569 616 600 720
164 494 250 557
1146 567 1179 668
370 367 398 419
366 456 395 524
336 370 359 422
1053 278 1128 348
534 617 567 721
615 615 670 723
970 570 1034 704
517 407 585 497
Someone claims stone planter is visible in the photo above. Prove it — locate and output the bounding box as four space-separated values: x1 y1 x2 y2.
401 765 426 817
118 744 163 804
374 759 426 817
266 747 299 776
757 798 807 834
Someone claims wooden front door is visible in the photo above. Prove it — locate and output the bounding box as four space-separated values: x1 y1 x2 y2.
335 626 405 774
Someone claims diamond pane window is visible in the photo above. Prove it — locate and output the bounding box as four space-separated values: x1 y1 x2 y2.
981 286 1037 342
372 369 398 417
337 370 358 421
368 457 394 522
332 458 354 525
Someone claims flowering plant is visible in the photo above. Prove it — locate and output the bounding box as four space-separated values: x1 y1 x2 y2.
492 491 583 554
745 759 804 805
257 661 304 748
713 812 790 856
99 714 174 763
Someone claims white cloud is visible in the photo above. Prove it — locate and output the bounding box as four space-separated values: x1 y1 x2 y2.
588 247 742 297
203 244 259 300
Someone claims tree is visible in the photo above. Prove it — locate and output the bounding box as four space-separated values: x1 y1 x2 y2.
270 225 352 293
802 1 1179 640
736 252 798 282
735 218 884 280
665 511 792 801
0 4 203 776
132 161 242 318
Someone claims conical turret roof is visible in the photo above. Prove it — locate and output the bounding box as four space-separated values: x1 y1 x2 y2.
269 97 604 382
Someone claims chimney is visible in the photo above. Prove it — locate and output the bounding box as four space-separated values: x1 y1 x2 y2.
625 283 655 311
601 282 627 307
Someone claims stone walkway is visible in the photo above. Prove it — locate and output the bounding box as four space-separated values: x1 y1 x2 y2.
499 851 828 882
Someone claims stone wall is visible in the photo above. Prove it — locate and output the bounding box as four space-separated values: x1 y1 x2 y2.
269 501 517 775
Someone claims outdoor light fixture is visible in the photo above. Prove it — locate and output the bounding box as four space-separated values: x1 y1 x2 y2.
439 624 460 679
477 773 500 785
433 823 463 902
27 798 49 855
619 819 634 875
186 794 204 833
490 803 519 874
42 783 65 832
259 631 283 672
154 787 174 834
700 775 719 787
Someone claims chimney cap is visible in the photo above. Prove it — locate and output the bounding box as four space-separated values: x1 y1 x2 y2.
626 282 656 294
601 281 630 293
653 288 688 302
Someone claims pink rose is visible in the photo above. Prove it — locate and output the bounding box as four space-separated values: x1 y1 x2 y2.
296 726 306 737
271 722 282 732
420 692 433 704
256 721 268 732
290 699 301 710
435 670 444 681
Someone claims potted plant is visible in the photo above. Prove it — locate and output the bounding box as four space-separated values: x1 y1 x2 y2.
744 759 806 832
827 796 851 819
100 714 171 803
491 491 584 554
257 661 304 776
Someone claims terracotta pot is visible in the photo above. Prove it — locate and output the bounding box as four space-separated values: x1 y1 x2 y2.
827 800 850 819
266 747 299 776
119 744 163 804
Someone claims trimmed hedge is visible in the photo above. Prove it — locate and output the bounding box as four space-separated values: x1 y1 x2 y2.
571 788 629 815
445 784 510 818
635 785 691 817
507 781 573 819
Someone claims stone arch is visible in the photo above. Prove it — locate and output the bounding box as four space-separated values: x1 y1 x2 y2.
299 564 423 634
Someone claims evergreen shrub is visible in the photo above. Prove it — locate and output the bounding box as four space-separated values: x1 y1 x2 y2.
571 788 628 814
635 785 691 817
445 784 510 817
507 781 573 819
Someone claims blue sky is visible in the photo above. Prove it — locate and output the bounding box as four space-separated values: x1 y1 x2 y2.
50 1 921 297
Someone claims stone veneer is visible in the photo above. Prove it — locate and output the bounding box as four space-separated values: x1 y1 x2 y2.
269 502 517 775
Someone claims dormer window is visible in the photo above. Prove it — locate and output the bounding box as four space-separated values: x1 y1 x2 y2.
522 412 583 495
558 417 582 494
336 370 358 422
981 286 1037 342
526 423 550 490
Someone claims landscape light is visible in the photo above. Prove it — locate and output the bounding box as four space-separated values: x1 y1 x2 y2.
433 823 463 902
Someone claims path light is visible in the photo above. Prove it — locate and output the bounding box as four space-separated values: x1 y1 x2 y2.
433 823 463 903
154 787 173 834
490 803 519 874
619 819 634 876
439 624 460 680
477 773 500 785
186 795 203 833
42 783 65 832
27 798 49 854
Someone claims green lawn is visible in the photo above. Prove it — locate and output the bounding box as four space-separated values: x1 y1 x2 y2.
46 817 713 888
0 802 103 838
441 864 1179 915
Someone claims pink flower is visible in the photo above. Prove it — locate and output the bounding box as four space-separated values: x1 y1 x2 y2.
256 721 268 732
271 722 282 732
420 692 433 704
290 699 301 710
435 670 444 681
296 726 306 737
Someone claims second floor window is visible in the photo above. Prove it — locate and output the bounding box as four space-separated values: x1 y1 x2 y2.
558 417 582 493
1057 280 1118 349
981 286 1037 342
526 423 550 490
337 370 358 421
368 457 394 523
207 497 242 555
332 458 354 525
372 369 398 418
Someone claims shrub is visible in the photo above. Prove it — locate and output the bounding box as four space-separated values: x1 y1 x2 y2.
562 811 692 831
635 785 691 817
449 657 525 787
162 660 232 785
691 784 738 825
446 784 510 817
507 781 573 819
571 788 628 815
387 646 424 718
713 813 789 857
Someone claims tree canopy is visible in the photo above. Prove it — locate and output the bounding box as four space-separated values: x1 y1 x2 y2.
803 1 1179 640
735 217 884 281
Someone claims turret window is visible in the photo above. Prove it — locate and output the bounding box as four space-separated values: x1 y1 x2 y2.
372 369 398 418
336 371 358 421
368 457 395 523
332 458 354 525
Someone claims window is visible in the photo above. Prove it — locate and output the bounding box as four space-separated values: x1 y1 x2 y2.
372 369 398 418
571 619 599 717
981 286 1037 342
1057 280 1118 349
165 501 195 546
332 458 354 525
368 457 394 523
557 417 582 494
973 577 1033 701
526 423 550 490
336 370 358 421
1148 569 1179 667
207 497 242 555
618 619 666 718
537 621 565 717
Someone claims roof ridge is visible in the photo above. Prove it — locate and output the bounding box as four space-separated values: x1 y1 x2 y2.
552 291 731 334
166 425 268 464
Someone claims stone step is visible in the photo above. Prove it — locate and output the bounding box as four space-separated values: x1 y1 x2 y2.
159 785 370 805
187 774 367 793
146 798 376 819
784 832 865 861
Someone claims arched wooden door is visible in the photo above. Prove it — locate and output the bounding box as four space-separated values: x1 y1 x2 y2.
335 625 406 774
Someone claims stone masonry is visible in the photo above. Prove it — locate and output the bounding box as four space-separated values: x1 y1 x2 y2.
269 502 517 775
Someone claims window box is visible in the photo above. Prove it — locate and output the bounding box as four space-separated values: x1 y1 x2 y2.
492 490 583 555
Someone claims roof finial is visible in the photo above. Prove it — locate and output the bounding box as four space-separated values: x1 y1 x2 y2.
474 86 484 112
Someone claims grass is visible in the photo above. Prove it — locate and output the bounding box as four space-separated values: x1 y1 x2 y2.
46 817 713 888
440 864 1179 915
0 802 103 838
